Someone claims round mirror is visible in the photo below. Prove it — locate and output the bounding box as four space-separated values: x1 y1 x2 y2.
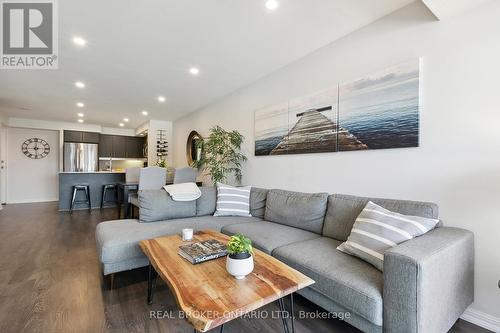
186 131 204 167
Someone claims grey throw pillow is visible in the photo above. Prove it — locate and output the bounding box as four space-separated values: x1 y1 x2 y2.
337 201 439 271
213 183 251 217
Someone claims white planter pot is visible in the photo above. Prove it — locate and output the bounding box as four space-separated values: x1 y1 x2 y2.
226 254 254 279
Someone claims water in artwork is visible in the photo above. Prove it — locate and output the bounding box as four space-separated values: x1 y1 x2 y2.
254 60 420 155
339 62 419 150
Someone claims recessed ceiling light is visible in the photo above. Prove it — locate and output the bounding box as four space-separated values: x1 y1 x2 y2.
72 36 87 46
189 67 200 75
265 0 279 10
141 110 148 116
78 119 84 123
119 123 125 127
77 113 84 117
76 102 84 108
75 81 85 89
123 118 129 122
140 133 144 136
157 96 166 103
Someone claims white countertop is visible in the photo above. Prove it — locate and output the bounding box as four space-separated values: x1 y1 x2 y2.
59 171 126 174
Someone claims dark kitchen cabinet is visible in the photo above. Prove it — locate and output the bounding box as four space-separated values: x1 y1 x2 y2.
99 135 113 157
141 137 147 157
64 130 100 143
112 136 126 158
99 135 144 158
126 136 145 158
82 132 100 143
64 130 82 142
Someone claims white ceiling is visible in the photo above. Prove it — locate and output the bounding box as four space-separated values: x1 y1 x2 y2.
0 0 415 128
422 0 491 19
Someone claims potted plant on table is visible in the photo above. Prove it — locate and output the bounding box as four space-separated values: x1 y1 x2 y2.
226 234 254 279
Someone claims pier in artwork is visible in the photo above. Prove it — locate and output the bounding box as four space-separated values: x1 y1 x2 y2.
270 108 367 155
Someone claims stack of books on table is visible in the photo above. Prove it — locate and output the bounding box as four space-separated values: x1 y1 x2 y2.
178 239 227 264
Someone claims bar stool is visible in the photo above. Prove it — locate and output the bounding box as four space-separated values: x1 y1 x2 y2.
70 184 91 213
101 184 118 209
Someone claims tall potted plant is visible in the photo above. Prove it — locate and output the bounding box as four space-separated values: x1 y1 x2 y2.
226 234 254 279
196 126 247 184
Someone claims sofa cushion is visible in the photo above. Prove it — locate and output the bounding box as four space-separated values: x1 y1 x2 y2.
139 189 197 222
264 189 328 234
96 216 261 264
273 237 383 326
323 194 439 242
196 186 217 216
250 187 268 218
221 221 321 254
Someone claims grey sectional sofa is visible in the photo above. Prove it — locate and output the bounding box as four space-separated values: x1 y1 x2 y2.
95 187 474 333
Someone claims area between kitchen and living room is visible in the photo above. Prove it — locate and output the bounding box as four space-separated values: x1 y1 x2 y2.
1 0 499 333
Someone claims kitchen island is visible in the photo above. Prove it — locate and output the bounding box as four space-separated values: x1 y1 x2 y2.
59 172 126 211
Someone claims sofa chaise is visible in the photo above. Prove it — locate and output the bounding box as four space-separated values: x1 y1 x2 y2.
95 187 474 333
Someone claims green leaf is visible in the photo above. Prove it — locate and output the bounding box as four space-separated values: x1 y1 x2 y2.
227 234 254 255
197 126 247 185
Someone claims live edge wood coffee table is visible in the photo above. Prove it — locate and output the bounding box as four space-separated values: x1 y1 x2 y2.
139 230 314 333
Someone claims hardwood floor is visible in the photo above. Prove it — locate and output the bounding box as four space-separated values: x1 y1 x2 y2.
0 202 491 333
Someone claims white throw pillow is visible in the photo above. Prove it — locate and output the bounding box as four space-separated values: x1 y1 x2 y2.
337 201 439 271
214 183 251 217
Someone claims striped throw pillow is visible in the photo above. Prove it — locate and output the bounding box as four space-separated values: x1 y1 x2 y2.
214 183 251 217
337 201 439 271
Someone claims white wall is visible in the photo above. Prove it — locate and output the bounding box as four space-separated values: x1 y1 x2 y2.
7 117 136 136
0 119 6 206
6 127 59 203
173 0 500 323
5 117 146 171
7 117 102 132
148 120 173 167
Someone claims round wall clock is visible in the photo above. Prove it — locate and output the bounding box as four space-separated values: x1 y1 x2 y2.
22 138 50 159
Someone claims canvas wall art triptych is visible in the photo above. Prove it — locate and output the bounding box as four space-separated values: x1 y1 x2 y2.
254 59 420 156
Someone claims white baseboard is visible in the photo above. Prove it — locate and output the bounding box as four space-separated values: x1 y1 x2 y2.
461 308 500 332
6 198 58 204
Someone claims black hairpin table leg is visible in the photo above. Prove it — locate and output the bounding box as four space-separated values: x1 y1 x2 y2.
278 297 290 333
147 262 157 305
278 293 296 333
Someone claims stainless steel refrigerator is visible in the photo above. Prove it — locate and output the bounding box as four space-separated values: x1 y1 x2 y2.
64 143 98 172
